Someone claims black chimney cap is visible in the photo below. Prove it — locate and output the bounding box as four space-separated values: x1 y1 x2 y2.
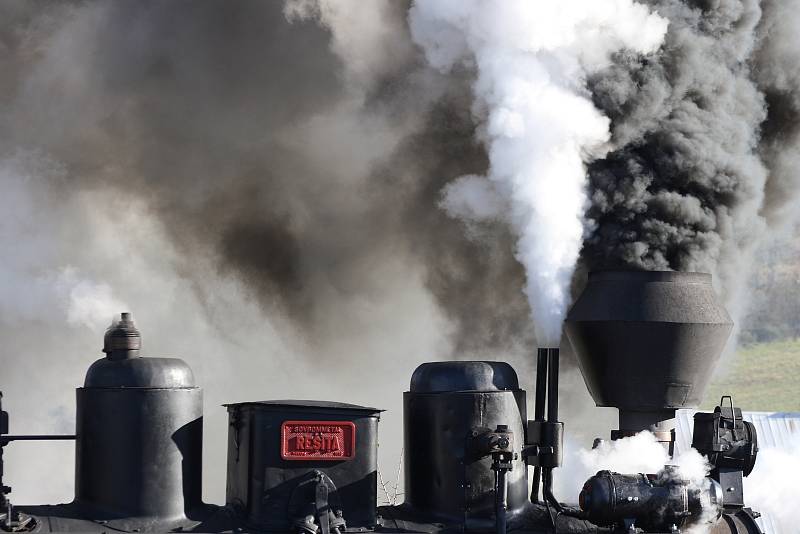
103 312 141 356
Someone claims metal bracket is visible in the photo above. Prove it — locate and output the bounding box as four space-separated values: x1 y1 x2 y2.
288 471 346 534
315 475 330 534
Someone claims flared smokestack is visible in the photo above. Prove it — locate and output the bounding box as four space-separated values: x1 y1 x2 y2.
564 271 732 452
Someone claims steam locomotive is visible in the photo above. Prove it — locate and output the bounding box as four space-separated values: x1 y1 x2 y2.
0 271 763 533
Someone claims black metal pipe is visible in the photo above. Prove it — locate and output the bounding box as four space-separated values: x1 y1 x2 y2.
542 348 562 521
540 469 563 530
531 467 541 504
0 435 75 442
547 348 559 422
542 470 562 512
495 467 508 534
534 348 548 421
531 348 548 504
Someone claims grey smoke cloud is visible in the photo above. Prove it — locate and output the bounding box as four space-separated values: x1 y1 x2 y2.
1 1 540 361
0 0 540 505
753 0 800 228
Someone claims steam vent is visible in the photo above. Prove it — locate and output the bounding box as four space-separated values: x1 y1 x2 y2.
564 271 733 452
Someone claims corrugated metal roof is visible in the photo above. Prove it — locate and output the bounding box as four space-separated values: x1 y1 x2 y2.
675 409 800 534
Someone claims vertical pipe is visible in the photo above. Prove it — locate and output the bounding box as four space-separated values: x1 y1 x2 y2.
547 348 559 422
495 467 507 534
542 348 563 518
531 468 541 504
531 348 548 503
534 348 548 422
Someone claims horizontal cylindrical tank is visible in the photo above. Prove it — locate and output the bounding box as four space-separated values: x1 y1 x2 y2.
580 469 722 531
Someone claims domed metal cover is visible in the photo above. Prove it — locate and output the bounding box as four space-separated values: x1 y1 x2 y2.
84 357 196 388
410 361 520 393
564 271 732 410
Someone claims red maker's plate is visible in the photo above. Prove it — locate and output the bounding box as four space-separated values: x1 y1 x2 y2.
281 420 356 461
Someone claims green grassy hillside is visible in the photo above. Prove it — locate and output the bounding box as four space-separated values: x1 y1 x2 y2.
701 339 800 411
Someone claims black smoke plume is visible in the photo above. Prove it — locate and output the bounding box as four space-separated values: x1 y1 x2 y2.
582 0 800 317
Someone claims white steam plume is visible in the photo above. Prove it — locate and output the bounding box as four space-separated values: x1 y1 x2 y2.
57 269 127 330
745 438 800 532
409 0 667 344
557 432 710 501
